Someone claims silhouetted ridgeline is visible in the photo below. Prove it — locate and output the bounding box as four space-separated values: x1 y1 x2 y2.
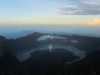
8 32 42 53
8 32 100 54
0 32 100 75
70 35 100 54
0 36 29 75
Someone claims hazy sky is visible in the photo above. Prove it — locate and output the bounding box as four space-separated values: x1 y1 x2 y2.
0 0 100 25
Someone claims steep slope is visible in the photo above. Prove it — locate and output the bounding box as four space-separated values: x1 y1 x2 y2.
32 51 100 75
8 32 42 53
0 36 29 75
8 32 100 54
72 51 100 71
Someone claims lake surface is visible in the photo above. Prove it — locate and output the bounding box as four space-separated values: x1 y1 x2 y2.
17 44 86 62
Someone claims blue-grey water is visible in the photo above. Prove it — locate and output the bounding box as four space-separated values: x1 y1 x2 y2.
17 44 86 63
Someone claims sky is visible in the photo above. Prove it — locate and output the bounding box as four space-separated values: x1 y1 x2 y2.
0 0 100 25
0 0 100 36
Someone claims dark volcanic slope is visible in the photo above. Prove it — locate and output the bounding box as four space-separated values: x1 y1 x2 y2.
23 48 79 71
1 32 100 75
33 51 100 75
71 51 100 71
8 32 42 53
8 32 100 55
70 35 100 54
0 36 29 75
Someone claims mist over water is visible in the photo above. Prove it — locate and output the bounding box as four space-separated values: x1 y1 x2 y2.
17 35 85 62
48 45 53 52
17 44 86 62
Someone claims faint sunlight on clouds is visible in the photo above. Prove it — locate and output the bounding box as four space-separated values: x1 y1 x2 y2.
88 18 100 25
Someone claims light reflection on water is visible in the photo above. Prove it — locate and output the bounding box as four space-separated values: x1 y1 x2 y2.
17 44 86 62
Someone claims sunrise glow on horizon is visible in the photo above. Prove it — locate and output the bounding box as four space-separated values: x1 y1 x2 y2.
0 0 100 26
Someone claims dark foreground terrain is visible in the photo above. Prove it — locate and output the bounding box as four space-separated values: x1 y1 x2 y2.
33 51 100 75
0 32 100 75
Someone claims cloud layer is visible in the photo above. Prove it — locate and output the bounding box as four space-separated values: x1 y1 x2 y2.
88 18 100 25
37 35 66 41
59 0 100 15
